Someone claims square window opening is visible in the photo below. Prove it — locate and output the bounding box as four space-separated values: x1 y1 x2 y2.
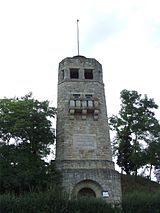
84 69 93 79
70 68 79 79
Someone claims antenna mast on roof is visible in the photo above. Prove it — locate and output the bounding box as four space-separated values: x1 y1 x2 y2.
77 19 80 55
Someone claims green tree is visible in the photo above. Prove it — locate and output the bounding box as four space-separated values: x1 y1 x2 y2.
145 138 160 179
0 93 60 194
110 89 160 176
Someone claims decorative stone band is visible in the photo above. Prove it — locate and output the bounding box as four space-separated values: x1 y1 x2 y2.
56 160 115 170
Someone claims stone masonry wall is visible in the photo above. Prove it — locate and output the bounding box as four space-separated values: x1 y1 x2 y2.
56 56 122 204
56 80 112 161
59 168 122 204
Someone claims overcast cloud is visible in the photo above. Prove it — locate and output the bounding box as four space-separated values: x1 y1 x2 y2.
0 0 160 121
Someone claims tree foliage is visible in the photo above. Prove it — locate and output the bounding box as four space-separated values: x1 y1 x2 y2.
0 93 60 194
110 89 160 176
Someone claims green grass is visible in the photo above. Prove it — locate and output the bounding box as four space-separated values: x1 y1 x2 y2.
121 174 160 194
122 174 160 213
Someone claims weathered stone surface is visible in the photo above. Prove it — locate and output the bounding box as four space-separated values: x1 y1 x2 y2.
56 56 122 204
60 168 122 203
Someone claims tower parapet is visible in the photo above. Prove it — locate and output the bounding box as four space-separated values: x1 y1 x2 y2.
58 56 103 83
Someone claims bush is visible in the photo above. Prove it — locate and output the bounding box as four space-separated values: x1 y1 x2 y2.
0 190 120 213
68 197 121 213
2 189 160 213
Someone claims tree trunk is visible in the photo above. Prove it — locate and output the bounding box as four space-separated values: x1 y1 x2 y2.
121 168 124 174
149 164 152 180
135 169 137 176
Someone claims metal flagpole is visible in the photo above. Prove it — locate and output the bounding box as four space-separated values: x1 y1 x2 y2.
77 19 80 55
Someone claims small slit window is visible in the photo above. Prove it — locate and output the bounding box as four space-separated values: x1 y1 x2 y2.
84 69 93 79
70 68 79 79
61 70 64 79
85 94 92 100
73 94 80 99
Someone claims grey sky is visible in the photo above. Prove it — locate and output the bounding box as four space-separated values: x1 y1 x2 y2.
0 0 160 121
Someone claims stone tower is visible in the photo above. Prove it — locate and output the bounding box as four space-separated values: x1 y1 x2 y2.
56 55 121 204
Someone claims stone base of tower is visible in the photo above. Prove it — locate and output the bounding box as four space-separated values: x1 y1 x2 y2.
56 160 122 205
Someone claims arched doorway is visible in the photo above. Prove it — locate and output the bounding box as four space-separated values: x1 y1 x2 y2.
78 187 96 198
72 179 102 199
